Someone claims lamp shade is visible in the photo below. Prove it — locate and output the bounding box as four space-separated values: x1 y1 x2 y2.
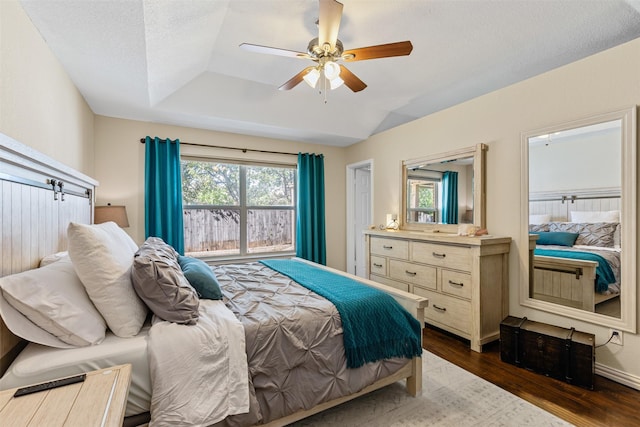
329 76 344 90
303 68 320 88
323 61 340 80
94 205 130 227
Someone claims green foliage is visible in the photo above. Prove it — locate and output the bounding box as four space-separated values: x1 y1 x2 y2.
182 161 239 205
182 160 295 207
417 185 435 208
247 165 295 206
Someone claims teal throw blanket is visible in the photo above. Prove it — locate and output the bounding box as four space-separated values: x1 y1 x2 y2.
260 259 422 368
534 249 615 293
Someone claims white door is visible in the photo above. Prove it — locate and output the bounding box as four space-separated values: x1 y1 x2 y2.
346 161 372 278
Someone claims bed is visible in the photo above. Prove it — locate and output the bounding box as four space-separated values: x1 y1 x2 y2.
0 133 427 426
529 214 621 312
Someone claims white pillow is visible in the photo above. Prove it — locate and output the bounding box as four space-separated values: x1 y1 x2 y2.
0 258 106 347
68 221 147 337
570 210 620 223
39 251 69 267
529 214 551 225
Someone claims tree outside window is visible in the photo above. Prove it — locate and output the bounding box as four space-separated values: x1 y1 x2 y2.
181 159 296 257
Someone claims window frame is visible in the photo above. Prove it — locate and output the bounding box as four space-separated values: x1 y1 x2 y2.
181 156 297 261
406 178 439 223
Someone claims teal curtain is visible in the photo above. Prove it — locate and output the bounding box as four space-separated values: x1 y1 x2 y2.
144 136 185 254
296 153 326 265
441 171 458 224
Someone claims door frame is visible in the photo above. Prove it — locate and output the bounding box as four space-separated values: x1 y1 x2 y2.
346 159 374 276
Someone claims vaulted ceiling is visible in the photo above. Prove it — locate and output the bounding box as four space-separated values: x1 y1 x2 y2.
20 0 640 147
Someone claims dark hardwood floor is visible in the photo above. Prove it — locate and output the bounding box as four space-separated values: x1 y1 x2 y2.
423 326 640 427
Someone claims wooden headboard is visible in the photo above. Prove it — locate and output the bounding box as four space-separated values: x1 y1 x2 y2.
529 188 621 222
0 132 98 375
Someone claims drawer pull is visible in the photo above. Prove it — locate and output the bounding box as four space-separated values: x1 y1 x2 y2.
383 245 393 250
432 252 446 259
448 280 464 287
405 270 417 276
432 304 447 312
373 263 383 268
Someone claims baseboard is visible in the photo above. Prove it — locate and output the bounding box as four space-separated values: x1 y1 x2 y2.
595 362 640 390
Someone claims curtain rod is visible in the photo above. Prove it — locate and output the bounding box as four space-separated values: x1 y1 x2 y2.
139 138 299 156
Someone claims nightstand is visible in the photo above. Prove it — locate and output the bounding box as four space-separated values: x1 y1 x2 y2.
0 364 131 427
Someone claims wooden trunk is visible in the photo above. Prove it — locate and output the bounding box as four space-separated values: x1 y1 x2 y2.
500 316 595 390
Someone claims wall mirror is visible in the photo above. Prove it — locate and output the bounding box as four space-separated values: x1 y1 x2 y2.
401 143 486 233
520 106 637 332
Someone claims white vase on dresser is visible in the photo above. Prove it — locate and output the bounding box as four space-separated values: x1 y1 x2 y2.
364 229 511 352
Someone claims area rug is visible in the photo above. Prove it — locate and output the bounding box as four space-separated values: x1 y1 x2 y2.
292 351 573 426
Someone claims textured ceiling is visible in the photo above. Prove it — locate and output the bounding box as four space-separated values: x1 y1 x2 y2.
20 0 640 147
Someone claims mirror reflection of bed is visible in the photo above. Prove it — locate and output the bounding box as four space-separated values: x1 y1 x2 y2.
529 207 621 317
528 119 622 318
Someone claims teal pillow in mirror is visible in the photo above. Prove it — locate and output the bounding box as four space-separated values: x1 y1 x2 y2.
178 256 223 300
531 231 579 247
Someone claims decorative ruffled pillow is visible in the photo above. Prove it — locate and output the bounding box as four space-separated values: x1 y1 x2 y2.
131 237 200 324
548 222 617 247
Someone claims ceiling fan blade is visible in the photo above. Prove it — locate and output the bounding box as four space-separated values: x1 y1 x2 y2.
339 65 367 92
343 41 413 62
318 0 343 51
278 66 316 91
240 43 310 59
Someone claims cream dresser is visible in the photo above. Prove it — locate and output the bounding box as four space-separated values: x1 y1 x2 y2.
364 230 511 352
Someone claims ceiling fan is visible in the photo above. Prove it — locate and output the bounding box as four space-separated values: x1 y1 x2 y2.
240 0 413 93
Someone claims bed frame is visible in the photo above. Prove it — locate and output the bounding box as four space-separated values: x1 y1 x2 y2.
529 189 621 313
0 132 427 426
0 132 97 375
532 255 617 312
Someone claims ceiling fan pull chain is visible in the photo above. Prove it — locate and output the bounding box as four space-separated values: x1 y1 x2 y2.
324 75 328 104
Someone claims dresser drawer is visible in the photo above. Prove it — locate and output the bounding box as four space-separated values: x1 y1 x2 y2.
369 275 409 293
411 242 471 272
413 287 471 335
389 259 437 289
370 237 409 259
369 256 387 276
441 270 472 299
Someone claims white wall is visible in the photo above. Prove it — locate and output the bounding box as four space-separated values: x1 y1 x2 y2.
0 0 94 175
529 129 621 193
346 37 640 382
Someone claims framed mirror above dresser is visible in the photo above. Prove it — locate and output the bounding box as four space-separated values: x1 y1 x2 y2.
520 106 637 333
400 143 487 233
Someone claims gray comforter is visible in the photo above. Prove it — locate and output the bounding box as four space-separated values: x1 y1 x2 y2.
213 262 409 426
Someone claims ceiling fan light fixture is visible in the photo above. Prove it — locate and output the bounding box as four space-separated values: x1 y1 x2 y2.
323 61 340 80
303 68 321 88
329 76 344 90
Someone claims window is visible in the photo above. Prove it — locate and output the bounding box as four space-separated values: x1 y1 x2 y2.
406 178 439 223
181 158 296 258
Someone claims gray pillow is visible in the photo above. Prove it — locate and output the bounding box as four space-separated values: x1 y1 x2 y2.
131 237 199 324
529 223 550 232
548 222 617 247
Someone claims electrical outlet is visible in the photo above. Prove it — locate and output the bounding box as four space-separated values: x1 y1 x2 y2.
610 329 623 346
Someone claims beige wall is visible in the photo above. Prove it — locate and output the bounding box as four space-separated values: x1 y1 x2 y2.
346 38 640 380
94 116 347 269
0 1 94 175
